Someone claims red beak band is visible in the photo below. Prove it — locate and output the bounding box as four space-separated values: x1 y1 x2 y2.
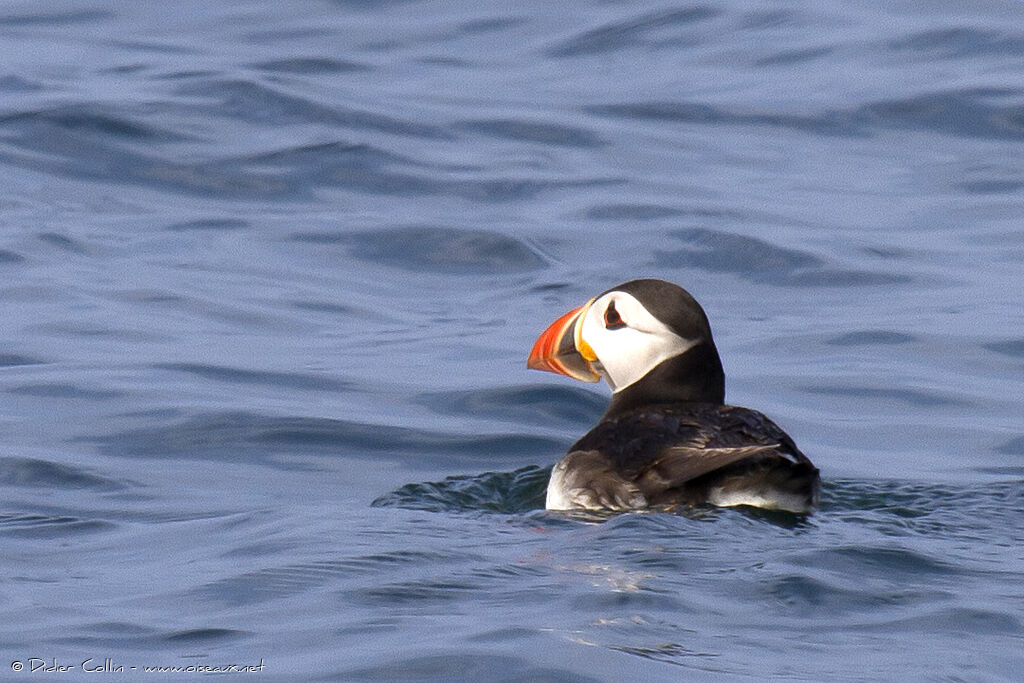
527 303 600 383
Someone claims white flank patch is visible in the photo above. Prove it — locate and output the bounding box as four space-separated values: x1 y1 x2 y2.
545 459 572 510
707 486 810 514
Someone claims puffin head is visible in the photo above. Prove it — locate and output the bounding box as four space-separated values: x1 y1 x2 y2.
528 279 725 408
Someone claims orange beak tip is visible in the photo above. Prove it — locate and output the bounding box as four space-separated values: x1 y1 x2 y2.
526 303 600 383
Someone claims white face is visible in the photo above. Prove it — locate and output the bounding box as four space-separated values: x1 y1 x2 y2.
579 291 700 392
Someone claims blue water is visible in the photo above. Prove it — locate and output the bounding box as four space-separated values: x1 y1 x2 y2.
1 1 1023 680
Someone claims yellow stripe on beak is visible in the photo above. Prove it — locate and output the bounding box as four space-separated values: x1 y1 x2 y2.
574 298 598 362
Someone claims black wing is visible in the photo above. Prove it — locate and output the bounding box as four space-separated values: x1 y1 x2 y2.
558 403 817 510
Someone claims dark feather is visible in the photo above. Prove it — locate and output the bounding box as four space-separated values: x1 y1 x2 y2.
553 403 820 511
640 444 780 491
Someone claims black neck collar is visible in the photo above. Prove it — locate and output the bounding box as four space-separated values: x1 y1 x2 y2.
603 341 725 419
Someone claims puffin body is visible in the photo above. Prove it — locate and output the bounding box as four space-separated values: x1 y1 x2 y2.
528 279 819 513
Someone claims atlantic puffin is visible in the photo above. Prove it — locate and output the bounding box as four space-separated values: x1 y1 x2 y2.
527 279 819 513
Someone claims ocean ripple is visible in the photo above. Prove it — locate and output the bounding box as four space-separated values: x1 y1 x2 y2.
547 7 720 58
587 88 1024 140
177 78 448 139
371 465 549 513
654 228 908 286
293 226 547 274
0 457 123 490
90 411 564 466
414 385 605 428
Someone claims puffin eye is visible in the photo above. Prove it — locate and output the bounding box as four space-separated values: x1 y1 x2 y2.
603 301 626 330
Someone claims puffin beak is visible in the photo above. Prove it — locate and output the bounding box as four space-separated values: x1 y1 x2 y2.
527 299 600 382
